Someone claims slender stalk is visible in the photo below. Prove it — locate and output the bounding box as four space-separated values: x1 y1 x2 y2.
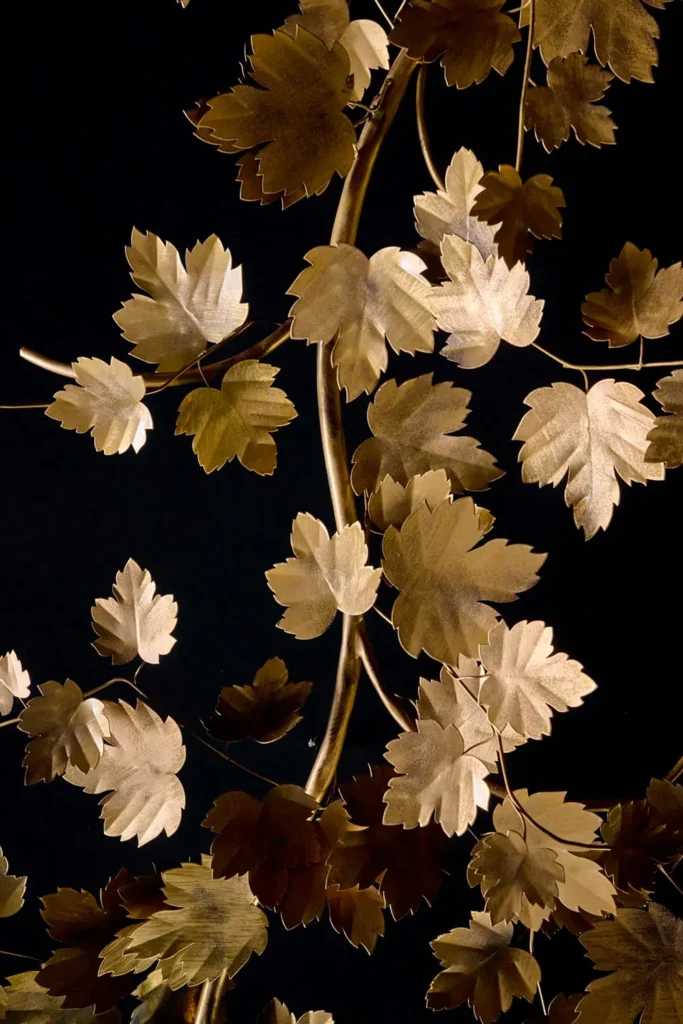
416 64 445 191
190 730 280 787
515 0 535 173
373 0 394 28
529 932 548 1015
0 949 42 962
356 620 415 733
666 753 683 784
0 402 49 410
531 341 683 376
658 862 683 898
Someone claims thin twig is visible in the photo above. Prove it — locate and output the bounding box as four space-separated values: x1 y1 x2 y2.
145 321 254 396
658 862 683 898
356 620 415 733
372 603 394 626
529 932 548 1015
531 341 683 376
0 402 50 410
666 754 683 784
190 730 280 787
416 64 445 191
0 949 43 962
373 0 394 28
515 0 535 172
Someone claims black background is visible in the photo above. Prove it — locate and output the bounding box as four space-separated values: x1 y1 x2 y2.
2 0 683 1020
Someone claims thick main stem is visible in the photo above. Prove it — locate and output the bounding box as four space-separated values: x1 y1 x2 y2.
515 0 535 173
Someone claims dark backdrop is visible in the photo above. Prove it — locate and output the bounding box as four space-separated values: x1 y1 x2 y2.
2 1 683 1020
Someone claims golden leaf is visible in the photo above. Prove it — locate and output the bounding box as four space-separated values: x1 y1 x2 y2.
578 904 683 1023
109 858 268 990
288 245 435 401
0 650 31 716
266 514 381 640
389 0 520 89
113 230 248 373
582 243 683 347
46 358 152 456
429 235 544 368
600 798 675 892
64 700 185 846
210 657 312 744
325 883 385 953
258 998 334 1024
279 800 353 930
175 361 297 474
468 831 563 926
195 28 356 202
18 681 110 785
0 972 120 1024
0 849 26 919
525 54 616 151
427 911 541 1021
351 375 502 496
130 971 200 1024
514 380 665 539
414 147 497 260
525 993 582 1024
367 469 451 531
91 559 178 666
478 619 596 740
383 497 545 663
471 165 565 268
647 371 683 468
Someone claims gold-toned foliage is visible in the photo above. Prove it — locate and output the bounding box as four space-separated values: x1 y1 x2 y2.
278 800 352 930
647 370 683 467
472 166 565 268
130 971 201 1024
414 147 497 260
288 245 435 401
600 797 678 892
113 230 248 372
266 514 381 640
578 903 683 1023
389 0 520 90
383 497 545 664
175 361 297 474
0 848 26 918
351 375 502 496
210 657 312 744
18 681 110 786
515 379 666 539
429 235 544 368
193 28 356 202
46 358 152 456
64 700 186 846
525 54 616 151
91 559 177 666
426 912 541 1021
258 998 333 1024
581 243 683 347
0 972 121 1024
0 649 31 716
325 883 385 954
468 832 564 926
478 619 597 740
524 994 582 1024
647 777 683 838
367 469 452 532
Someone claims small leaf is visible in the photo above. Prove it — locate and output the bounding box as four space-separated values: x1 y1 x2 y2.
0 650 31 717
0 848 26 918
367 470 452 532
468 832 563 927
91 558 177 666
258 998 334 1024
414 147 497 259
325 883 385 953
18 681 110 785
524 993 582 1024
210 657 312 744
472 165 565 268
647 371 683 467
525 54 616 151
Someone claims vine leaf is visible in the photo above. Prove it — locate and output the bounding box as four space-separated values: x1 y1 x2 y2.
0 650 31 716
64 700 186 846
582 243 683 347
266 514 381 640
600 798 676 892
325 883 385 953
91 559 178 666
472 165 565 268
524 993 582 1023
478 619 597 740
514 380 665 539
113 230 248 372
279 800 353 930
288 245 435 401
427 912 541 1021
525 54 616 151
258 998 334 1024
209 657 312 744
468 832 563 926
46 358 152 456
367 469 452 532
647 778 683 840
414 147 497 260
0 849 26 918
383 497 545 664
18 681 111 785
389 0 520 89
429 235 544 368
647 371 683 468
130 971 201 1024
175 361 297 474
578 904 683 1023
351 375 502 496
0 972 121 1024
193 28 356 202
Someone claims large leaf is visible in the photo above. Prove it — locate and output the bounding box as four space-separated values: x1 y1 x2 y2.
525 54 616 151
0 650 31 716
91 559 177 666
414 147 497 259
18 681 110 785
468 832 563 926
647 370 683 468
209 657 312 744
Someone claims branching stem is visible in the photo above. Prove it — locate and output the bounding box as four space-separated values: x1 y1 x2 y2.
531 341 683 377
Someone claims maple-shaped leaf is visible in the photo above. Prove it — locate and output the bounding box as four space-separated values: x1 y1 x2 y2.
130 971 201 1024
427 912 541 1021
600 797 678 892
258 998 333 1024
0 848 26 918
279 800 353 930
414 147 497 260
0 972 121 1024
46 358 152 456
288 245 435 401
478 619 596 740
468 832 563 928
204 785 322 909
647 778 683 840
351 375 502 496
515 380 665 539
325 883 385 953
209 657 312 744
578 903 683 1023
266 514 381 640
429 235 544 368
18 681 110 785
383 497 545 664
0 649 31 716
524 993 582 1024
113 230 248 372
525 54 616 151
582 243 683 347
390 0 520 89
175 361 297 474
368 470 452 532
472 165 565 268
195 28 356 202
91 559 177 666
647 371 683 468
108 858 268 989
64 700 185 846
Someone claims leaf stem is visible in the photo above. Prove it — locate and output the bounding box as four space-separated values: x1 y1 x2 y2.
416 64 445 191
356 620 415 733
529 932 548 1015
0 402 50 410
657 862 683 898
515 0 535 173
190 730 280 787
0 949 42 962
531 341 683 376
666 754 683 784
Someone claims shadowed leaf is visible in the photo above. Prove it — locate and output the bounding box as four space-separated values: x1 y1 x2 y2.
472 165 565 267
18 681 110 785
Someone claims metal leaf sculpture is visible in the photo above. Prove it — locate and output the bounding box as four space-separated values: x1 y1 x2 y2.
0 650 31 716
0 849 26 918
471 166 565 268
414 147 497 259
210 657 313 744
647 370 683 467
91 559 177 666
258 999 334 1024
525 54 616 151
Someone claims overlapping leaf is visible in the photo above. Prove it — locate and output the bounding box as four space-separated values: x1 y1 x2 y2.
0 650 31 716
367 469 451 531
600 798 677 892
0 972 120 1024
468 832 563 927
525 994 582 1024
647 371 683 468
209 657 312 744
0 849 26 918
325 883 385 953
414 147 497 260
91 559 177 666
258 998 333 1024
129 971 200 1024
525 54 616 151
18 681 110 785
472 165 565 267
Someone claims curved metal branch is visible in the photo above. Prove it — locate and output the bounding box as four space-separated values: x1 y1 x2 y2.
416 64 445 191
